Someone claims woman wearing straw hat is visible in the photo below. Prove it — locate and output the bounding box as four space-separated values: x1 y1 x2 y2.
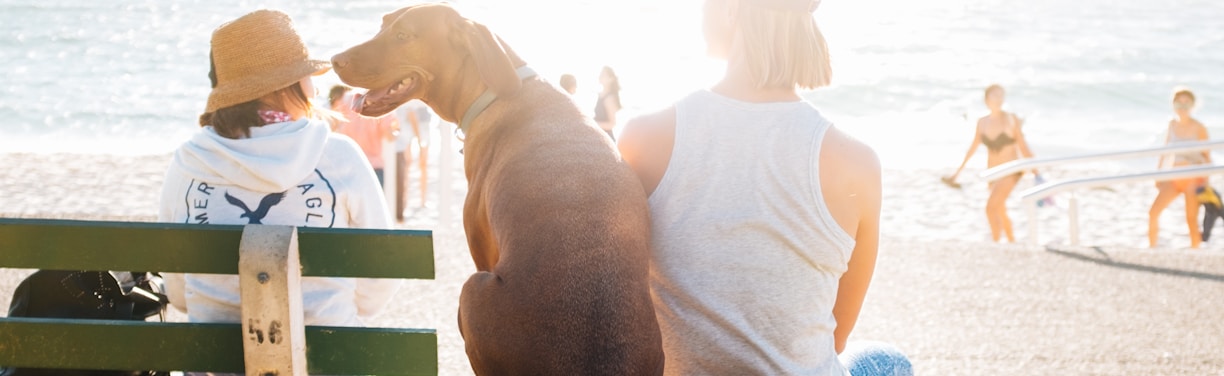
619 0 911 374
158 10 400 329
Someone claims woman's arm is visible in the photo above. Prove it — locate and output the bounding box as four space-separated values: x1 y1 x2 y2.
1158 124 1172 168
157 169 190 313
338 138 403 320
831 136 882 354
947 122 982 180
1012 114 1035 159
617 107 677 196
1200 122 1212 164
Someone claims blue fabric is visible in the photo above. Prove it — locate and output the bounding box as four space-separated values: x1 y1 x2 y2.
840 341 913 376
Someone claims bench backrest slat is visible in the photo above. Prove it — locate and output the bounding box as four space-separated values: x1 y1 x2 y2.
0 218 437 374
0 218 434 279
0 317 438 375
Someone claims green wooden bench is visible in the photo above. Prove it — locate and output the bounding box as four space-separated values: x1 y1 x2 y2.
0 218 437 375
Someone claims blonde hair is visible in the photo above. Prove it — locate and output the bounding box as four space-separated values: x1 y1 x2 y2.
1172 87 1196 103
736 4 832 90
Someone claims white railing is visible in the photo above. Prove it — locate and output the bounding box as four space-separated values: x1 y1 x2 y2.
1021 165 1224 247
980 139 1224 182
1004 139 1224 247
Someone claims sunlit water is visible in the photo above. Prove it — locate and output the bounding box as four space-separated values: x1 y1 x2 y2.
1 0 1222 170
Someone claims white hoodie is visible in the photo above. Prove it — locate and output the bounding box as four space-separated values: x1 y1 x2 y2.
159 118 401 326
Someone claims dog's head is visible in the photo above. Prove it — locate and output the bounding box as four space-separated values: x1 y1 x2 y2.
332 3 524 118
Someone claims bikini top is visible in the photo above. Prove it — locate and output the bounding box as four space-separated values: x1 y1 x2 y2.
981 132 1015 153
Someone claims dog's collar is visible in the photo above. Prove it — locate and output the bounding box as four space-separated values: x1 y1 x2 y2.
457 65 538 136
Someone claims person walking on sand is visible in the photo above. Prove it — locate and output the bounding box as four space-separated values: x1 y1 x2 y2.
1150 88 1211 249
943 84 1035 243
618 0 911 374
594 66 621 141
158 9 400 335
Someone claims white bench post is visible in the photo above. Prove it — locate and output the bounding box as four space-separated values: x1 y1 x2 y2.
239 225 307 376
1027 201 1038 247
1068 192 1080 247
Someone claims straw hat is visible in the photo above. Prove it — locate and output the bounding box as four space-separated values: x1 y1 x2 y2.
747 0 821 12
204 9 330 113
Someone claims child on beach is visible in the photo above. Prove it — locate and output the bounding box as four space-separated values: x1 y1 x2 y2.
618 0 910 374
943 84 1036 243
558 73 578 95
158 9 399 329
1149 88 1211 248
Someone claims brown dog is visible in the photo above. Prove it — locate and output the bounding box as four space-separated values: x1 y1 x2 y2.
332 4 663 375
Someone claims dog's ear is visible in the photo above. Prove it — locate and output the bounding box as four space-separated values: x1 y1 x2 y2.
455 20 521 96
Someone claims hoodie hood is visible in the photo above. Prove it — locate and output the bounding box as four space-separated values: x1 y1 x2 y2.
173 118 331 192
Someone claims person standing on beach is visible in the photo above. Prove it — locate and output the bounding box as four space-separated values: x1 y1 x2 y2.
618 0 911 374
1150 88 1210 248
158 9 400 331
943 84 1035 243
334 89 398 187
394 99 434 219
594 66 621 141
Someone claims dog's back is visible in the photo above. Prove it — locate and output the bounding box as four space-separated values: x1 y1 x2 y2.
457 80 664 375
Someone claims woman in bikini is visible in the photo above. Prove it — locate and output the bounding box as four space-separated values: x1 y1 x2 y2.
943 84 1035 243
1149 88 1210 248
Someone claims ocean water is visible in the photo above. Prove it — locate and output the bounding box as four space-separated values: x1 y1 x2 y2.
1 0 1222 170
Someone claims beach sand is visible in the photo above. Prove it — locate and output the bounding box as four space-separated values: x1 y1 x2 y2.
2 150 1222 375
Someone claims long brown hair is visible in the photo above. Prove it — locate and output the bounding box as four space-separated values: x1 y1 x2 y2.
198 82 312 139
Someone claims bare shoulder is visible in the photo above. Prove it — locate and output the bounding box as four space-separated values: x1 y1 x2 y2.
1195 119 1210 137
618 106 676 160
617 106 677 195
819 125 881 235
621 107 676 140
975 116 989 132
821 126 881 193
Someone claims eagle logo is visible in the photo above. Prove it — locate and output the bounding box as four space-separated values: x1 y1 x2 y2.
223 191 287 224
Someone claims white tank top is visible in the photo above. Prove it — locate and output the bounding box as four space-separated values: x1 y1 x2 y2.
648 90 855 375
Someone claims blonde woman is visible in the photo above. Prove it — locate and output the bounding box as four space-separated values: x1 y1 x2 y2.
619 0 910 374
159 10 399 332
1150 88 1210 248
943 85 1035 243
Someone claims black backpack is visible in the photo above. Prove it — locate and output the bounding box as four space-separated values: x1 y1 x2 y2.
3 270 169 376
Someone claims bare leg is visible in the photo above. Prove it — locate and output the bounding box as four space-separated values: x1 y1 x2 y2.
396 151 408 221
995 175 1021 242
419 145 430 208
986 175 1020 242
984 203 1002 242
1184 189 1202 248
1149 183 1179 248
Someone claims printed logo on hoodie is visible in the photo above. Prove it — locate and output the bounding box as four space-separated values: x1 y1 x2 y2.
184 170 337 227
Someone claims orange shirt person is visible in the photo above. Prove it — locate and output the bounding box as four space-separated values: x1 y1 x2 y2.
334 90 398 186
